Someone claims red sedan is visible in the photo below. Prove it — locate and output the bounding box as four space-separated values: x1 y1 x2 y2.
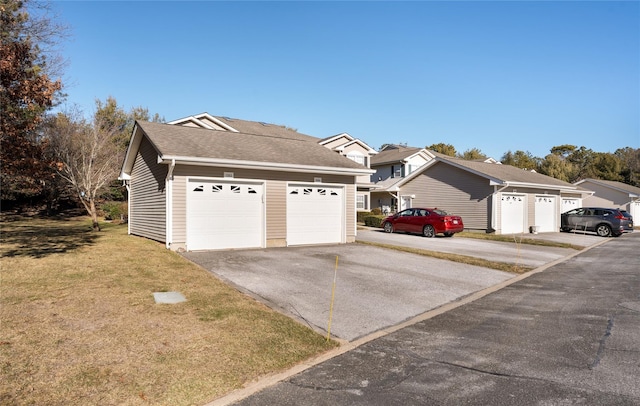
382 208 464 237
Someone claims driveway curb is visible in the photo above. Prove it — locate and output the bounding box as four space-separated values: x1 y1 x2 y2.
205 237 612 406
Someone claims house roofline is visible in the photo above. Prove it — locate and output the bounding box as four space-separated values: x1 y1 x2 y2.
387 157 582 192
168 113 239 132
371 148 433 167
575 178 640 198
318 132 354 145
334 139 378 154
157 155 375 176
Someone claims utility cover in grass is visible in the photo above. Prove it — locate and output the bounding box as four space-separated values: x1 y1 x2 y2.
153 291 187 304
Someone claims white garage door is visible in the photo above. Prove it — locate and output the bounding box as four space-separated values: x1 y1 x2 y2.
561 198 581 213
501 194 525 234
630 201 640 221
534 195 556 233
287 185 343 246
187 179 264 251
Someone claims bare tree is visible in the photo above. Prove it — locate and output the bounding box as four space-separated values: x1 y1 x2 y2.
46 108 121 230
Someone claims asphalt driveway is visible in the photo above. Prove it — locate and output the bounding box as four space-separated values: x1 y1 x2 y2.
183 244 513 342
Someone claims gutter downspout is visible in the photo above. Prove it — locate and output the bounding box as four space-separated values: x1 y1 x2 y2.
165 159 176 249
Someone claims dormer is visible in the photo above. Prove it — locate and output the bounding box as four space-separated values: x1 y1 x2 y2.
319 133 378 169
371 145 435 182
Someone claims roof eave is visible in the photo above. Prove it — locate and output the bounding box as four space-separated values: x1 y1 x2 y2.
159 155 375 176
505 181 579 191
119 122 144 178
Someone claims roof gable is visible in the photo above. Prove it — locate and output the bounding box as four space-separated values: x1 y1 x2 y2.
371 145 432 166
319 132 354 145
168 113 237 132
575 178 640 197
395 156 580 191
319 133 378 156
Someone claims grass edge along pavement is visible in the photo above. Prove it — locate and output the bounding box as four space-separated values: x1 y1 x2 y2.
0 216 337 406
456 231 584 250
357 240 534 274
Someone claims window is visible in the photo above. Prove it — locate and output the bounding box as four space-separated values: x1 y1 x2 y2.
392 165 402 178
356 194 366 210
347 152 366 166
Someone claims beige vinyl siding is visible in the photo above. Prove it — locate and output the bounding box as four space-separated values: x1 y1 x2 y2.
198 117 233 131
266 180 286 241
323 136 352 150
401 162 493 230
342 143 368 155
171 166 356 248
581 181 629 207
525 190 560 228
129 137 167 242
346 184 355 242
562 193 583 199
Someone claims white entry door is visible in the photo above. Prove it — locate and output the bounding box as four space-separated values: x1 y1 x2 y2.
287 185 344 246
187 179 264 251
400 196 412 211
534 195 556 233
501 194 525 234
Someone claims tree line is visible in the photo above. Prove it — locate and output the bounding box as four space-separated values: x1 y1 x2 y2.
2 0 638 231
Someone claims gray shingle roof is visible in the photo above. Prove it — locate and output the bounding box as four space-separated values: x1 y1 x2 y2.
213 116 320 142
371 146 424 166
579 178 640 196
136 121 368 171
435 156 576 188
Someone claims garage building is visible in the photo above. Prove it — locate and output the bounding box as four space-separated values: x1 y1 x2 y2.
119 118 372 251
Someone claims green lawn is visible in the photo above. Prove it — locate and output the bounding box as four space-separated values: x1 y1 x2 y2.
0 216 336 405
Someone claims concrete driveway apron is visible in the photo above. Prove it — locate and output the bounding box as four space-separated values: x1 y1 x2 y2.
182 244 513 342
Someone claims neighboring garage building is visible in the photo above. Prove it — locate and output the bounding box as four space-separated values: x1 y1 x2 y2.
384 156 592 234
575 178 640 220
119 116 373 251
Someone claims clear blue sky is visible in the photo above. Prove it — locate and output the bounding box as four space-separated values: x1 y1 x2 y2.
54 1 639 159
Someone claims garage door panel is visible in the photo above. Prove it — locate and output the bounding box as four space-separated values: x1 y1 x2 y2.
535 196 556 233
501 194 525 234
630 201 640 221
287 186 343 246
187 180 263 251
561 198 581 213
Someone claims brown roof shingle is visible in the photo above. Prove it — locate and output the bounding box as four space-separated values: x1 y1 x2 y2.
213 116 320 142
136 121 367 171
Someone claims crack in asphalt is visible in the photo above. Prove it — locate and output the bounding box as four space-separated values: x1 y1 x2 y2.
590 315 614 370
